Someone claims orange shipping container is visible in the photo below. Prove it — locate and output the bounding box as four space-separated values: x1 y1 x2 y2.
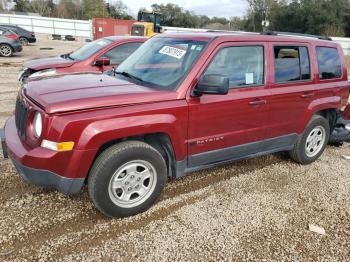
92 18 136 40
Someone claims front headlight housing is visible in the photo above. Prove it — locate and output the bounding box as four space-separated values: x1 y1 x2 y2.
29 69 56 79
33 112 43 138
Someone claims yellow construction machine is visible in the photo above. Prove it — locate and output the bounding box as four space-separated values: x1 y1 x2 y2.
131 10 162 37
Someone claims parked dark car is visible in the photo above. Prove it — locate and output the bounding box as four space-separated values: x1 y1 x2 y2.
0 24 36 46
19 36 146 81
0 26 22 57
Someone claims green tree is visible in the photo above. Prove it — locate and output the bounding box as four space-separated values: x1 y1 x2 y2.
106 1 133 20
14 0 56 16
229 16 247 31
150 3 228 28
13 0 30 12
246 0 350 36
57 0 83 19
82 0 109 19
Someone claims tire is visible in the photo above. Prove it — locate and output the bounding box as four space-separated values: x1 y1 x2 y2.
0 44 13 57
19 37 29 46
289 115 330 165
88 141 167 218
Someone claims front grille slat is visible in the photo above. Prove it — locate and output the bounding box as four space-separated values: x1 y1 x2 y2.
15 96 29 140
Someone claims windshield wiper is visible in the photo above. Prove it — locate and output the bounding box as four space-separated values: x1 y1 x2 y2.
115 71 144 83
61 53 74 60
66 54 74 60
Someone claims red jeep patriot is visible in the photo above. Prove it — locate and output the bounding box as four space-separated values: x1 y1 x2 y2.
2 32 350 217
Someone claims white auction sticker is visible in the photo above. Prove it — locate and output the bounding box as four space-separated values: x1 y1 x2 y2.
245 73 254 85
159 46 187 59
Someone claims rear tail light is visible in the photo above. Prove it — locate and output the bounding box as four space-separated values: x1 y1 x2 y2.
5 34 18 40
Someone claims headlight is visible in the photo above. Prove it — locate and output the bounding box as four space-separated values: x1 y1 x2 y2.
33 112 43 138
29 69 56 79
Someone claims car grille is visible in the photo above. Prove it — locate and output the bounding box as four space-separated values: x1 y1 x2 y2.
15 96 29 139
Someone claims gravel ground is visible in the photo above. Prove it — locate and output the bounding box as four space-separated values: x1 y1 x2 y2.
0 35 350 261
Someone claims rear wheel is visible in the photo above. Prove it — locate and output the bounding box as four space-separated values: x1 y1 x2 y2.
289 115 330 164
19 37 29 46
88 141 167 218
0 44 13 57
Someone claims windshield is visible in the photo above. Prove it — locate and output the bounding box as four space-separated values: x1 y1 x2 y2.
69 38 113 61
116 37 208 90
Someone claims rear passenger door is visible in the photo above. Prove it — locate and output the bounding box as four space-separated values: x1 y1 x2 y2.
266 42 316 141
187 42 270 168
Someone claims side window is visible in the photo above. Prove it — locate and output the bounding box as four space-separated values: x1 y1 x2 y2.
274 46 311 83
103 42 142 65
204 46 264 88
316 47 342 80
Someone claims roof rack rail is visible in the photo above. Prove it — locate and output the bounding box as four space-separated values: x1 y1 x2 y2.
261 31 332 41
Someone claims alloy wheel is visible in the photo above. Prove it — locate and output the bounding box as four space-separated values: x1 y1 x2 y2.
0 45 12 57
108 160 157 208
305 125 326 158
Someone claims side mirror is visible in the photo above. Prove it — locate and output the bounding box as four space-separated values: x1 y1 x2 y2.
94 57 110 66
193 75 229 96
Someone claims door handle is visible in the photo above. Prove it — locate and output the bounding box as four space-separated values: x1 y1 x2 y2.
249 99 267 106
301 92 314 99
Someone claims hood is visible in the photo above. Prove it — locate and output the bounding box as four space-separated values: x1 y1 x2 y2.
24 55 75 71
24 73 178 114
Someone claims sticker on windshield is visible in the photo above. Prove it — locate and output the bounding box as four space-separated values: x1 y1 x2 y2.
159 46 187 59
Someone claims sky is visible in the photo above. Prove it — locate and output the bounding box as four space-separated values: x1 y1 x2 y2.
122 0 248 18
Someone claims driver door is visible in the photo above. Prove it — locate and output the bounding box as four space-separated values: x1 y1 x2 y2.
187 42 270 168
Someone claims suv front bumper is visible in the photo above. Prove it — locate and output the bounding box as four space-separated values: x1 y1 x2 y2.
2 117 85 195
11 159 84 194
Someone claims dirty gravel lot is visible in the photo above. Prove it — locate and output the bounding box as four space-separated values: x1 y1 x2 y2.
0 35 350 261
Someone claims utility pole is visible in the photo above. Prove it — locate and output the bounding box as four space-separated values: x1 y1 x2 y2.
261 0 270 32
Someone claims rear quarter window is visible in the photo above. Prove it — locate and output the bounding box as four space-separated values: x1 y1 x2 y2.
316 47 342 80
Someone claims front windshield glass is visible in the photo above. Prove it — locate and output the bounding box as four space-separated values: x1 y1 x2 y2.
69 38 113 61
116 37 208 90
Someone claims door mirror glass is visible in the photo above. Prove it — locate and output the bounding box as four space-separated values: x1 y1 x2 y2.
194 75 229 96
94 57 110 66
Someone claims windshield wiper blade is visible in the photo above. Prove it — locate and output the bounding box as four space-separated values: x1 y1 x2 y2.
66 54 74 60
61 53 74 60
115 71 144 83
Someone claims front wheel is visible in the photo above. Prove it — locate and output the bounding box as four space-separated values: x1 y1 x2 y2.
289 115 330 164
88 141 167 218
0 44 13 57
